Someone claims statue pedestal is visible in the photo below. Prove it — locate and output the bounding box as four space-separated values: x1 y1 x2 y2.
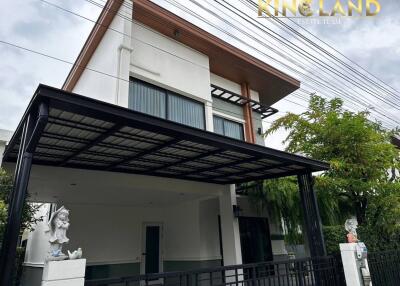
340 243 371 286
41 259 86 286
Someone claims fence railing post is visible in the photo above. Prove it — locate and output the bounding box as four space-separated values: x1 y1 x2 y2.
296 261 305 286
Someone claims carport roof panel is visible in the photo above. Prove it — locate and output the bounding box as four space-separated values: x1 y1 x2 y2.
3 85 329 184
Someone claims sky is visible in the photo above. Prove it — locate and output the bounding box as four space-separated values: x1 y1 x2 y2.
0 0 399 150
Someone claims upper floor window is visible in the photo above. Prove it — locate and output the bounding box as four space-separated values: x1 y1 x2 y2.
129 78 205 129
213 115 244 141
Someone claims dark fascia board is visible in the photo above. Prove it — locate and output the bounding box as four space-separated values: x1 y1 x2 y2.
5 85 329 173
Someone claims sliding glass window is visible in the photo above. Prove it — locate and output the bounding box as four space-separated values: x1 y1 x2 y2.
213 115 244 141
129 79 166 118
129 79 205 129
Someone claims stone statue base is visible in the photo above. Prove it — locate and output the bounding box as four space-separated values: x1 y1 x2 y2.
340 244 371 286
41 259 86 286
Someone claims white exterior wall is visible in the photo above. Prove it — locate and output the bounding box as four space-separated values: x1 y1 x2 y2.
18 165 226 267
73 3 212 120
24 204 51 267
73 1 132 105
219 185 242 265
23 200 221 267
0 129 12 165
0 141 6 166
67 201 220 265
73 2 213 130
210 73 242 95
131 23 211 103
130 21 212 131
210 73 261 104
199 198 221 260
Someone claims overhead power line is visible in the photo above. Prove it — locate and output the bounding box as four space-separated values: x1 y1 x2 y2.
156 0 399 127
23 0 400 128
0 38 292 123
218 0 400 109
247 0 400 96
243 0 400 102
186 0 400 124
105 0 398 128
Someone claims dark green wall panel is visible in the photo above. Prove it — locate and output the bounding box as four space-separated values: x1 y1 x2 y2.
164 260 222 272
85 263 140 280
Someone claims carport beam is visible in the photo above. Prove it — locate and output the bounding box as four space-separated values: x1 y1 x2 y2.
298 172 327 257
0 103 48 286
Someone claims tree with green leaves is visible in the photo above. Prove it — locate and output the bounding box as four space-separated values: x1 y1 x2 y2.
265 94 399 225
0 168 43 285
249 177 304 244
249 95 400 249
0 168 42 242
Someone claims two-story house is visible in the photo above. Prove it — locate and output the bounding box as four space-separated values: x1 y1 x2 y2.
0 1 329 285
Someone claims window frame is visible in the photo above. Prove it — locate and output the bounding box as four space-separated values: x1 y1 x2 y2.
129 77 206 130
212 113 245 141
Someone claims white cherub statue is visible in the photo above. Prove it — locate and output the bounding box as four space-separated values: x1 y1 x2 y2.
46 206 70 261
344 217 359 243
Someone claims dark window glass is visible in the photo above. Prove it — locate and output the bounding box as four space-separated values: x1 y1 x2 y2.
129 79 205 129
129 80 166 119
168 92 205 129
213 115 244 140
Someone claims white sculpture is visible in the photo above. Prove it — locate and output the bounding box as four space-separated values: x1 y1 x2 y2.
68 248 83 260
46 206 70 261
344 217 359 243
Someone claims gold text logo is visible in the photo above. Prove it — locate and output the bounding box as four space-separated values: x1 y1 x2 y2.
258 0 381 17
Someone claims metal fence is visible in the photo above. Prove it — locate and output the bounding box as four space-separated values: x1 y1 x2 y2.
85 256 345 286
368 250 400 286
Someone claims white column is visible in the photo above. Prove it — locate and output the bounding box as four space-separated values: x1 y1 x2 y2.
0 141 5 166
219 185 242 266
116 0 133 107
41 259 86 286
205 101 214 131
340 243 371 286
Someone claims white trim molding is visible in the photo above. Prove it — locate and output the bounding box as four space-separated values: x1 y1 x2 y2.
212 111 245 124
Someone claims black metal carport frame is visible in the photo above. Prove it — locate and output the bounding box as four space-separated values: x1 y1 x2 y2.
0 85 328 285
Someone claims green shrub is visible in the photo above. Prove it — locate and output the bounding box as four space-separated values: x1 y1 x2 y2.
358 225 400 252
322 225 400 255
323 225 347 255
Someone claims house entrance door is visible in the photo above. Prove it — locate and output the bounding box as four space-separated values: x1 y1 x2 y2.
141 223 163 283
239 217 273 263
